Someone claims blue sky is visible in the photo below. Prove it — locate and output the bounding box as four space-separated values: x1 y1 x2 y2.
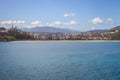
0 0 120 31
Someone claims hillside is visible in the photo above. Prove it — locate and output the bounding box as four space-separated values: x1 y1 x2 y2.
22 26 80 33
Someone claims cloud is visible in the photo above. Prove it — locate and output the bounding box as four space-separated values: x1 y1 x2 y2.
31 21 42 26
69 20 77 25
0 20 78 29
31 21 44 27
0 20 25 27
64 20 77 26
91 18 104 24
64 13 75 18
91 18 114 25
30 20 78 29
49 20 77 27
0 20 25 25
49 21 63 26
91 26 97 30
90 18 115 30
106 18 114 24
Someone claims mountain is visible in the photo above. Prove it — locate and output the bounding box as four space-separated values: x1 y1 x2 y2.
111 26 120 30
87 29 108 33
22 26 80 33
22 26 120 33
87 26 120 32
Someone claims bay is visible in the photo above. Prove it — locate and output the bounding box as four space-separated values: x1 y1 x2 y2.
0 42 120 80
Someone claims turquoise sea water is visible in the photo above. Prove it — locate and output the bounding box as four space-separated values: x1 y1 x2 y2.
0 42 120 80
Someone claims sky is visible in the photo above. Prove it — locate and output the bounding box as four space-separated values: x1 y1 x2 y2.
0 0 120 31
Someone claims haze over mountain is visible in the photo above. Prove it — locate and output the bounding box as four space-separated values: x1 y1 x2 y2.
87 29 108 33
22 26 80 33
87 26 120 33
111 26 120 30
22 26 120 33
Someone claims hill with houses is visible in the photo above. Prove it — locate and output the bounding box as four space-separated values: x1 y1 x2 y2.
0 26 120 41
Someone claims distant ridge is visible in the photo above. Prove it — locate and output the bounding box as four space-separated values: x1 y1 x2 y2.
22 26 120 33
87 29 108 32
22 26 80 33
87 26 120 32
111 26 120 30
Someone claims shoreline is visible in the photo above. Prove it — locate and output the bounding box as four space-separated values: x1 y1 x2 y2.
12 40 120 42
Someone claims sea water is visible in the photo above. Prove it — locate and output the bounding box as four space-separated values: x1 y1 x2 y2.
0 42 120 80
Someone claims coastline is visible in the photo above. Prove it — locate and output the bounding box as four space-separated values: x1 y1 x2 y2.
12 40 120 42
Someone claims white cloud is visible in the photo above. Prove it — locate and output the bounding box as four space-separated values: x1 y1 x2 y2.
64 20 77 26
31 21 44 27
17 20 25 24
91 26 97 30
0 20 78 29
0 20 25 27
90 18 115 30
49 21 63 26
69 20 77 25
91 18 114 25
0 20 25 25
64 13 75 18
106 18 114 24
91 18 104 24
49 20 77 27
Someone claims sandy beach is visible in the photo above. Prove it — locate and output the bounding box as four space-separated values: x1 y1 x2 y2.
12 40 120 42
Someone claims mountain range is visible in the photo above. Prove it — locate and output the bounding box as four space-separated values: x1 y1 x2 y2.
22 26 120 33
22 26 80 33
87 29 108 32
111 26 120 30
87 26 120 32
